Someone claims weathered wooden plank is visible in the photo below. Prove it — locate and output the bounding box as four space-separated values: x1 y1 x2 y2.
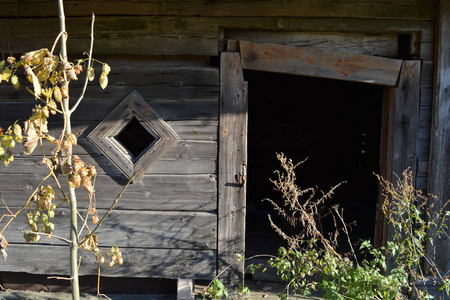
167 121 217 141
374 87 395 249
0 101 218 121
2 209 217 249
392 61 421 182
421 87 434 108
0 15 435 56
0 174 217 211
421 42 435 61
419 108 432 127
421 61 435 88
417 157 429 178
5 139 217 174
0 85 219 103
218 52 247 282
426 0 450 273
0 0 435 20
0 16 219 56
239 40 403 86
227 31 399 57
2 244 216 279
382 61 421 272
417 126 431 158
0 120 217 143
55 65 219 88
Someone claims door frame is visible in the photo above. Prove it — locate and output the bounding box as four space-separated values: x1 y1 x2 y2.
218 40 421 278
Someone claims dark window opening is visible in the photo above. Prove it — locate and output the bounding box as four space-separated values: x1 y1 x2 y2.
116 117 156 160
245 70 384 258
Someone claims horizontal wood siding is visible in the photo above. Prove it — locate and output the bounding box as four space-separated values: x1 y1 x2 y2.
0 1 435 19
0 59 219 279
2 209 217 249
0 174 217 211
3 244 216 279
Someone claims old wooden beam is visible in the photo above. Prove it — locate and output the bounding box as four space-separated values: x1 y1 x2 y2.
426 0 450 273
227 31 399 57
218 52 247 283
0 0 435 20
239 40 403 86
392 61 421 178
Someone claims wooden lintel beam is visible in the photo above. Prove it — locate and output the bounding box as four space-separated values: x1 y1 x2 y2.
239 40 403 86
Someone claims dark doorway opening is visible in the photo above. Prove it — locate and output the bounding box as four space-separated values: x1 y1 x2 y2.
245 70 384 257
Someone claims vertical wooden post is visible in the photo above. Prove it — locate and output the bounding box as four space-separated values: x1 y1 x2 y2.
426 0 450 272
374 87 395 249
218 52 248 284
391 61 421 179
381 61 421 272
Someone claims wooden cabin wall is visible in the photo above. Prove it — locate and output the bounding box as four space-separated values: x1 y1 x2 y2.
0 56 219 279
0 0 435 189
0 0 438 279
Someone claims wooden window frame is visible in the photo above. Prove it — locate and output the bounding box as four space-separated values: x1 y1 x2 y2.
218 40 421 278
88 90 179 182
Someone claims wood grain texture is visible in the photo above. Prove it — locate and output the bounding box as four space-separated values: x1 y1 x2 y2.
2 208 217 249
0 13 436 56
226 31 399 57
32 120 217 141
239 40 403 86
2 139 217 175
0 0 435 20
391 61 421 178
218 52 247 283
2 244 216 279
384 61 421 272
0 101 218 122
0 174 217 211
426 0 450 273
0 65 219 102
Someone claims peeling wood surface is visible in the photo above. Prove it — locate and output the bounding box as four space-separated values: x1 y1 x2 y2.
239 40 403 86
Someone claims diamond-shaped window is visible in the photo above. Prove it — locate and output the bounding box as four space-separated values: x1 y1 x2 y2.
116 117 157 161
88 91 179 182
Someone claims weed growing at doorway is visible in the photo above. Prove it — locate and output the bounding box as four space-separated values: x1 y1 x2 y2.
377 169 450 298
204 153 450 299
265 153 450 299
